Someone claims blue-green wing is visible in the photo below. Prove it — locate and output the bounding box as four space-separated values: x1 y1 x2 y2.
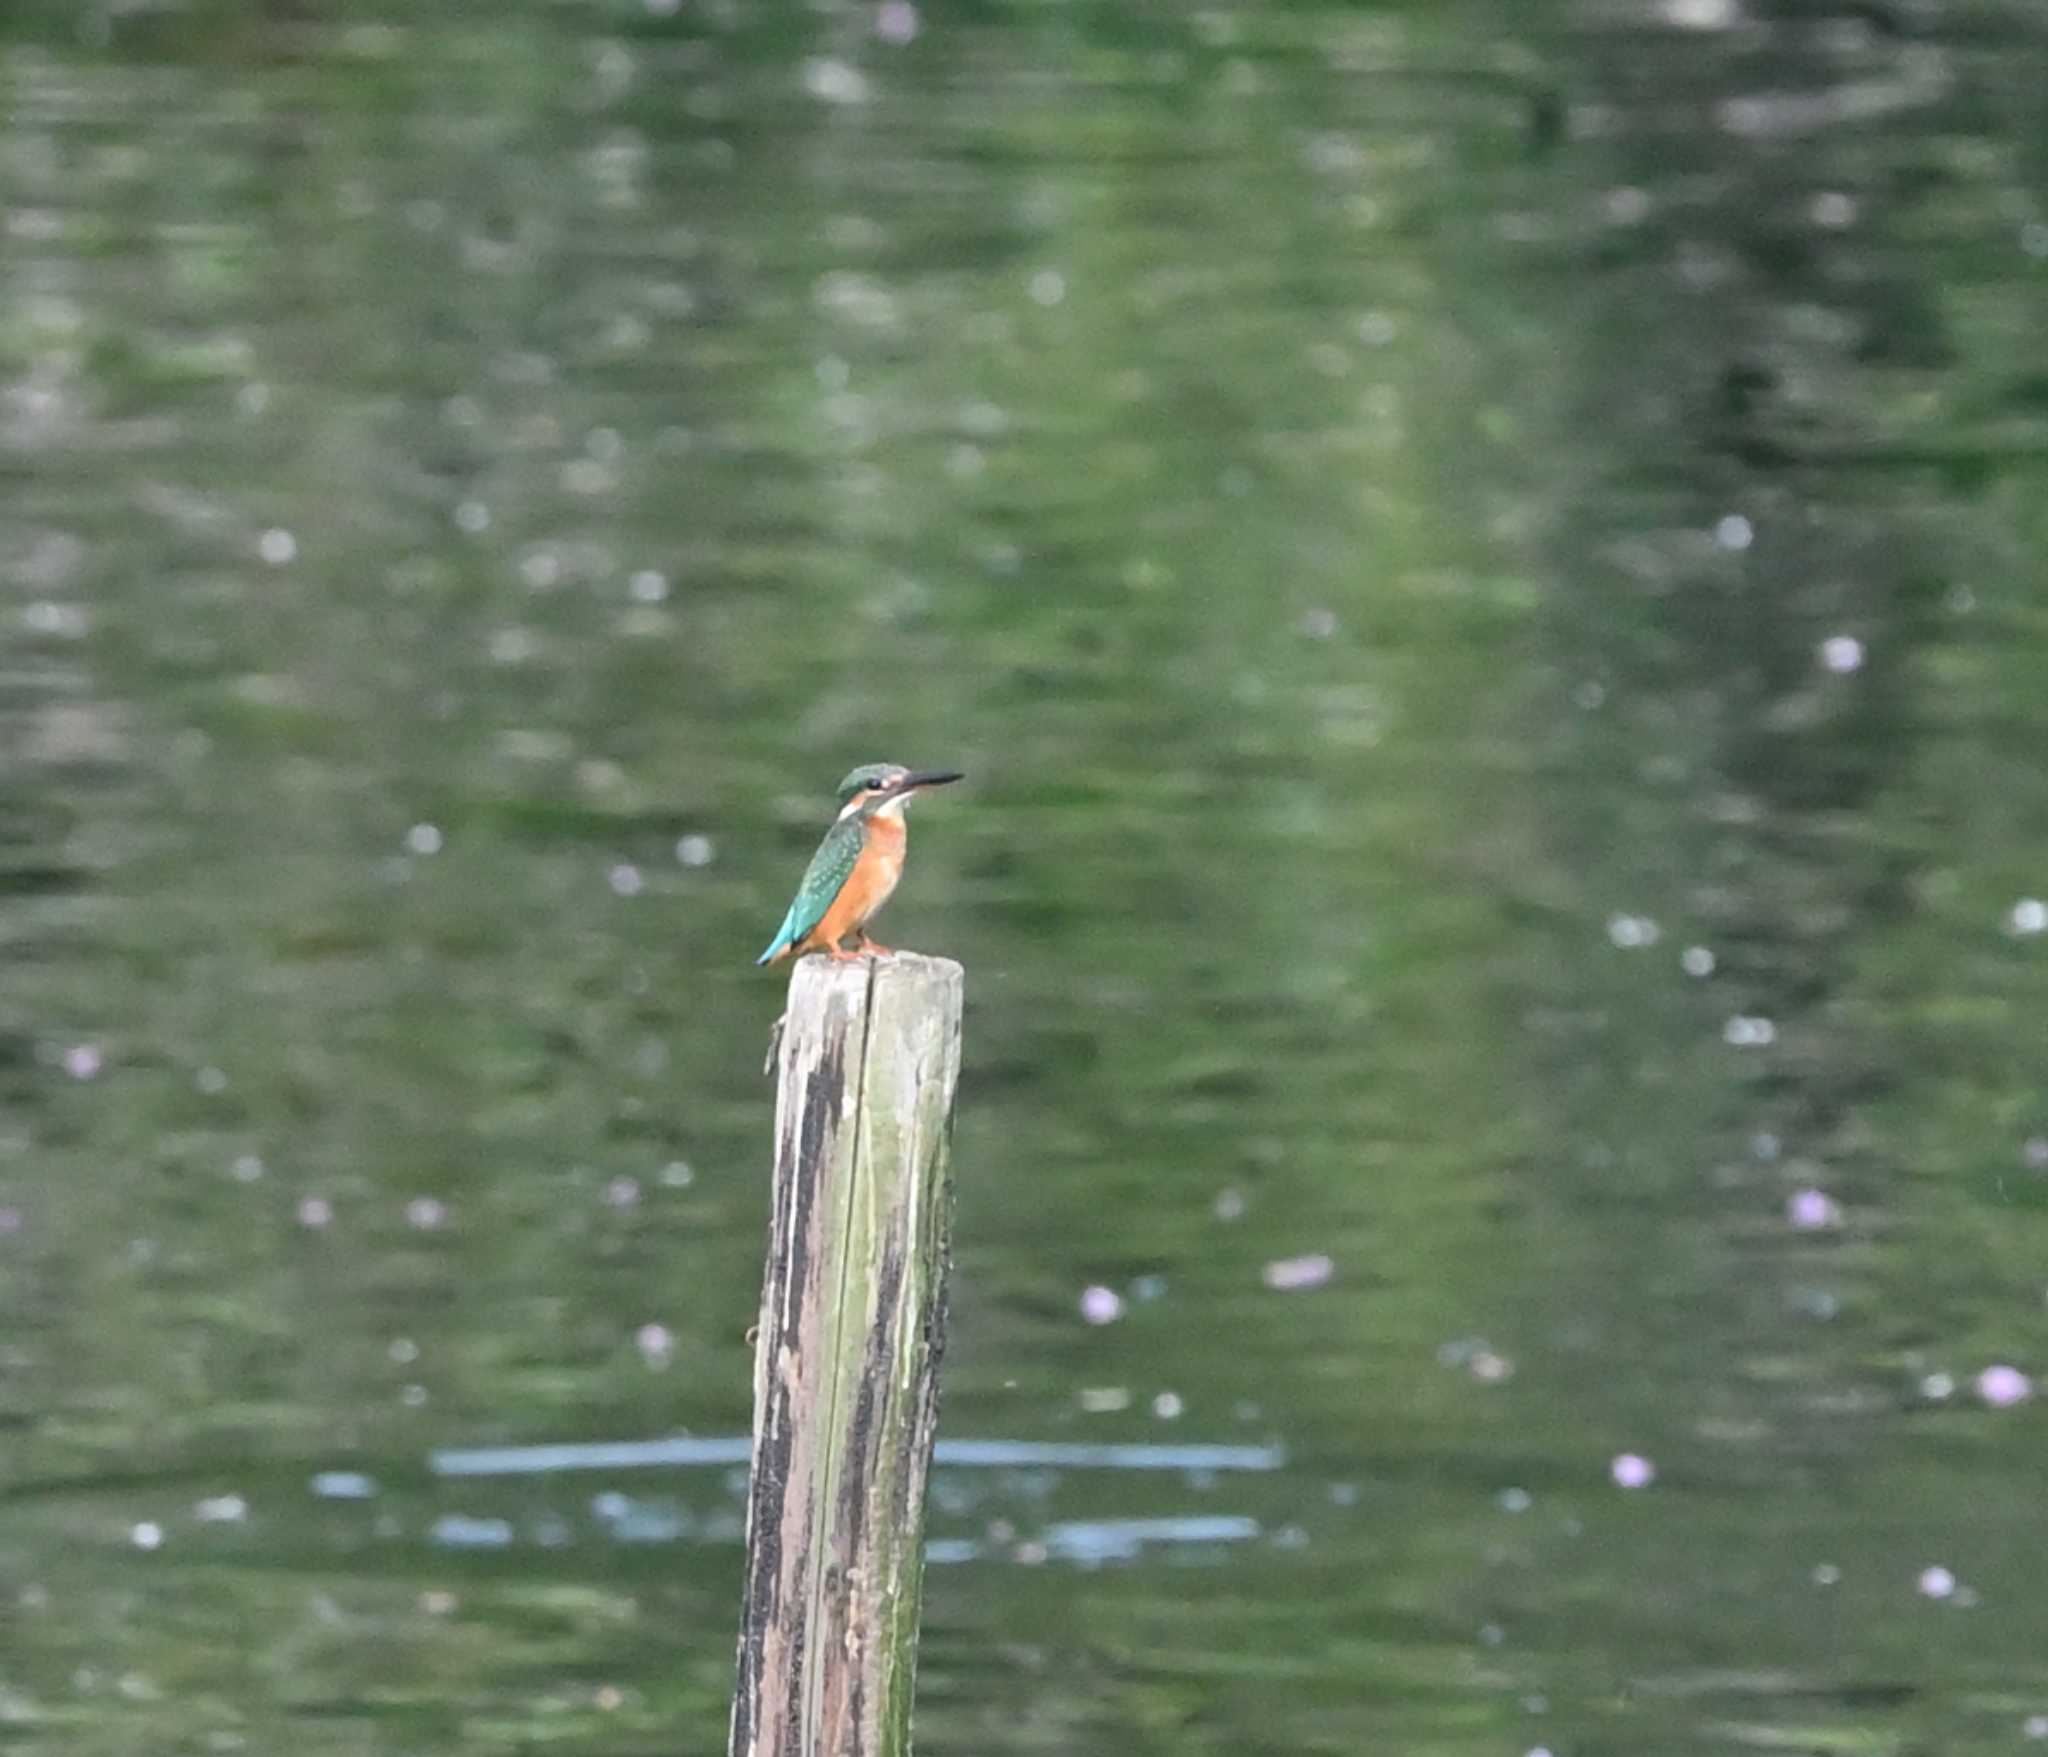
756 817 862 963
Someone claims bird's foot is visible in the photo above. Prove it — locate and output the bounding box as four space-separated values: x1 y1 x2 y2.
862 939 895 958
825 945 866 963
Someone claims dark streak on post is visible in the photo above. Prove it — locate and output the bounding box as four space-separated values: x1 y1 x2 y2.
737 1028 855 1754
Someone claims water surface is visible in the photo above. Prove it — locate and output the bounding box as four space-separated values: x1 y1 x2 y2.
4 3 2048 1753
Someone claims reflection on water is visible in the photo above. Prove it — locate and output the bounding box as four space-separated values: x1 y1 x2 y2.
429 1436 1286 1475
311 1437 1285 1566
5 0 2048 1753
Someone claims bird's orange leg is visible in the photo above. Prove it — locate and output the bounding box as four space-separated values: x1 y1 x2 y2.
788 926 865 963
850 928 894 958
800 929 855 961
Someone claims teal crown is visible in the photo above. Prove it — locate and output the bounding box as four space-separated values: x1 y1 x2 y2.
836 762 907 801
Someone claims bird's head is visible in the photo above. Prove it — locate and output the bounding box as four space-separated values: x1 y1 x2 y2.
834 762 964 820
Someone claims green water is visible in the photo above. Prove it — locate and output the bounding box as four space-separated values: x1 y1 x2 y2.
4 3 2048 1752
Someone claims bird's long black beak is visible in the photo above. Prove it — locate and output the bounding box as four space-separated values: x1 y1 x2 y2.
900 769 964 790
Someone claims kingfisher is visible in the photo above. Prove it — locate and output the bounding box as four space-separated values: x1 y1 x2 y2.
755 763 963 966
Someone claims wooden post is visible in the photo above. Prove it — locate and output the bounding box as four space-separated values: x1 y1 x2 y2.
730 952 965 1757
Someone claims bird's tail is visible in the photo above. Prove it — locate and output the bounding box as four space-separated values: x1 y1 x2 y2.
756 907 798 965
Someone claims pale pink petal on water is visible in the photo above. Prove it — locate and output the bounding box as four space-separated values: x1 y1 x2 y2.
1262 1253 1334 1291
1786 1188 1842 1230
1610 1452 1656 1489
1079 1285 1123 1325
1976 1364 2032 1407
874 0 919 43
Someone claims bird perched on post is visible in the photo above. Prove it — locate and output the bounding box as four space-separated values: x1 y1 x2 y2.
755 763 963 966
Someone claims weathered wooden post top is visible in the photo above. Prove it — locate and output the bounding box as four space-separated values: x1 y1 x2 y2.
730 951 965 1757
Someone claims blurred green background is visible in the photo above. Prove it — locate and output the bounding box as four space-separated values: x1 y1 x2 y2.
4 1 2048 1752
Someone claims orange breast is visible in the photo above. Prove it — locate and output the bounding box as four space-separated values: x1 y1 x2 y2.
803 821 905 949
